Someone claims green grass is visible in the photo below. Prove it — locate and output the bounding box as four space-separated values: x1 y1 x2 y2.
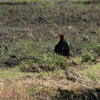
0 70 21 78
19 51 69 72
79 63 100 80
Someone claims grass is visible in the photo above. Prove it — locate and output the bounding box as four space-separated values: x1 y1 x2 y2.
0 68 62 100
72 57 82 64
0 62 100 99
0 0 41 3
79 63 100 81
0 0 100 99
0 70 21 78
19 52 69 72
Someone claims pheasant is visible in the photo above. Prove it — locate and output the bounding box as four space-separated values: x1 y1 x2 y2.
55 34 70 57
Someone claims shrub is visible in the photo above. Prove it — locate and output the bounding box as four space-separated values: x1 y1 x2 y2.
20 60 41 72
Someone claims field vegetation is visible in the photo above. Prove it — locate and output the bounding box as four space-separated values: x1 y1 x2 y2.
0 0 100 100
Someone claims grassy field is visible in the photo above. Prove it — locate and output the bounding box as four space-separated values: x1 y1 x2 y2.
0 0 100 100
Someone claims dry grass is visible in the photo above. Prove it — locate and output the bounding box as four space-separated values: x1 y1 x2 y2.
79 63 100 81
0 70 65 99
0 63 100 100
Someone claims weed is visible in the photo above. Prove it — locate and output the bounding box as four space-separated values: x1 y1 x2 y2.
94 44 100 56
72 57 82 64
79 63 100 81
37 72 47 78
20 61 40 72
81 50 97 63
0 70 21 78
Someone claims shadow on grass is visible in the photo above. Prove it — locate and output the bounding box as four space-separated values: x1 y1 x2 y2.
0 2 40 5
73 0 100 4
0 1 100 6
1 55 38 68
53 87 100 100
